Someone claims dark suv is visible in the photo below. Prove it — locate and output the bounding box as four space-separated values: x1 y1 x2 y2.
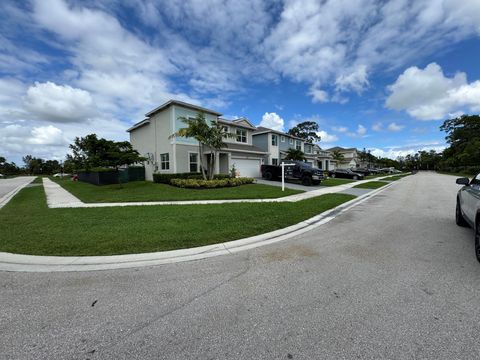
456 175 480 262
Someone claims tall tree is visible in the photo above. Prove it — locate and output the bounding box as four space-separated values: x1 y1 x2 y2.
287 121 321 143
440 115 480 167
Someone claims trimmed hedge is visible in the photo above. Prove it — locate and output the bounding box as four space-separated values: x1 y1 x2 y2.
153 172 232 183
170 177 254 189
153 172 202 183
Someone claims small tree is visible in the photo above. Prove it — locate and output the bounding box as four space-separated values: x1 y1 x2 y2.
171 112 233 180
330 150 345 164
284 148 306 161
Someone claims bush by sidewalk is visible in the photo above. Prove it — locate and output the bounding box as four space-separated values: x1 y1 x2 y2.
170 177 254 189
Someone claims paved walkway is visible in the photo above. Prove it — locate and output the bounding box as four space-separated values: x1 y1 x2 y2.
42 177 389 208
0 176 36 208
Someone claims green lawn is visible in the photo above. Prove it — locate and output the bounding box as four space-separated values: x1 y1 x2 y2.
321 178 356 186
0 185 355 256
382 173 411 181
436 171 472 179
353 181 387 189
51 178 302 203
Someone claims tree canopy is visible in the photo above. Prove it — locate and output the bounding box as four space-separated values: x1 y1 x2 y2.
440 114 480 167
287 121 321 143
68 134 145 171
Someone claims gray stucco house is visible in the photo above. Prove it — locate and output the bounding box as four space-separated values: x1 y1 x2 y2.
127 100 267 181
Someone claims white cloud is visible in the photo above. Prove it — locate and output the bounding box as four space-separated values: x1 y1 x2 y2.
370 142 446 160
316 130 338 143
259 112 284 131
372 122 382 132
332 126 348 133
28 125 67 145
24 82 95 123
265 0 480 102
335 65 369 93
387 122 404 132
308 86 329 103
386 62 480 120
357 124 367 136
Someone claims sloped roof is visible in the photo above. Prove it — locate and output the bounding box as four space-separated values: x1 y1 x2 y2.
218 118 256 130
145 99 222 117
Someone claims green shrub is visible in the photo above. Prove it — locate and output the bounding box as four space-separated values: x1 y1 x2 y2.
153 172 202 183
213 174 232 180
170 177 254 189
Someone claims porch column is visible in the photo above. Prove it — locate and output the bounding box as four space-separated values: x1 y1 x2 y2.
215 152 220 174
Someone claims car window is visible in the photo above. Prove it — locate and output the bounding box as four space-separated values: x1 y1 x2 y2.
471 173 480 186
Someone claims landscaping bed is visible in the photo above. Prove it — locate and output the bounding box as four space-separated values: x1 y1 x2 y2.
0 185 355 256
51 178 302 203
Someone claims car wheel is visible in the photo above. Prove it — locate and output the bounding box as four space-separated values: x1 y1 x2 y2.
312 181 320 186
331 173 336 178
264 171 273 180
456 199 469 227
302 176 312 186
353 175 358 180
475 222 480 263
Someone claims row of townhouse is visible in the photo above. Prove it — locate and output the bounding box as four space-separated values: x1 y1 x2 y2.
127 100 357 180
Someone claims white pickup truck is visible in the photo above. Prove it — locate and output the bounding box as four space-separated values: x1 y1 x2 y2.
456 175 480 262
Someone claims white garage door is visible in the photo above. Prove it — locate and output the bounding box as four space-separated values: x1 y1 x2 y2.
231 158 261 178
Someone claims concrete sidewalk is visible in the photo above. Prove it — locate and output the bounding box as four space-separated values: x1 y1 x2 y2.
42 177 389 208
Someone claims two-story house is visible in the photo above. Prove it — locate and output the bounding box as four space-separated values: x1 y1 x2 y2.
251 127 307 165
325 146 359 169
127 100 267 180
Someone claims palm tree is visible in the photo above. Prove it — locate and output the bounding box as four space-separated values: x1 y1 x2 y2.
284 148 306 161
171 112 233 180
330 149 345 164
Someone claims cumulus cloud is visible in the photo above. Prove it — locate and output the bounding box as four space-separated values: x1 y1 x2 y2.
386 63 480 120
332 126 348 133
347 124 367 138
335 65 369 93
387 122 404 132
316 130 338 143
259 112 284 131
28 125 68 145
372 122 382 132
24 82 95 123
308 87 329 103
370 142 446 160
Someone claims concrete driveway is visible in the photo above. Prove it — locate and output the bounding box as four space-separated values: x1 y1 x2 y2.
2 172 480 359
0 176 35 208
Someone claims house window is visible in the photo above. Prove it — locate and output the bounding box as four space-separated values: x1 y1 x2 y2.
236 129 247 143
295 140 301 150
160 153 170 170
189 153 198 172
271 134 278 146
272 158 278 165
222 125 229 133
289 138 294 145
281 136 285 142
305 145 312 154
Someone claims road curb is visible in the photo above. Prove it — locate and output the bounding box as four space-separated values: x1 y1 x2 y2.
0 182 394 272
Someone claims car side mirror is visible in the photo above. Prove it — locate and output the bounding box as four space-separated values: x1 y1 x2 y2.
456 177 470 185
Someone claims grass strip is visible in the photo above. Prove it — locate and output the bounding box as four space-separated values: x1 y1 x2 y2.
321 178 356 186
51 178 303 203
0 185 355 256
353 181 387 189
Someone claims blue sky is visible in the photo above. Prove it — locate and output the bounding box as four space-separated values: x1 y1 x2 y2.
1 0 480 164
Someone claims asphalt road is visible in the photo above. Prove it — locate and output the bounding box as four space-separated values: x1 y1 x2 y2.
0 176 35 208
2 172 480 360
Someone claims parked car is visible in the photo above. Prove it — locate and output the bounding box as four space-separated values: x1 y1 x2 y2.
261 160 324 186
456 176 480 262
328 168 364 180
350 167 371 176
